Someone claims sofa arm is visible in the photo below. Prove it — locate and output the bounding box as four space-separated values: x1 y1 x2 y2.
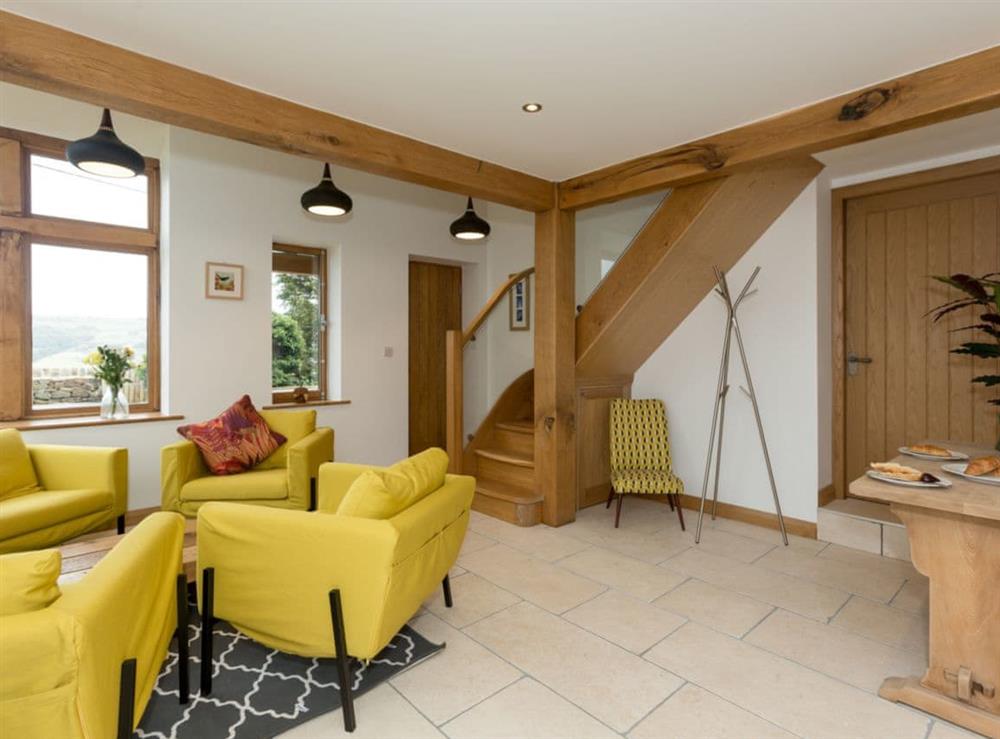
161 440 207 513
0 607 79 714
286 427 334 510
197 502 397 659
52 512 184 739
316 462 381 513
29 445 128 519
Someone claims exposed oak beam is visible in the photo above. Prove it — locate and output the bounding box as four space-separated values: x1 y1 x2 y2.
534 198 577 526
0 11 554 212
560 45 1000 210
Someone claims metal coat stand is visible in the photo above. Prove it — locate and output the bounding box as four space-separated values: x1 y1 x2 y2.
695 266 788 546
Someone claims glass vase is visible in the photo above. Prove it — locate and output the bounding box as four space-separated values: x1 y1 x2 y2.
100 383 130 419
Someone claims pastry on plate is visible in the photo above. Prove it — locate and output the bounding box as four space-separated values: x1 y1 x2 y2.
964 456 1000 477
870 462 923 482
909 443 951 457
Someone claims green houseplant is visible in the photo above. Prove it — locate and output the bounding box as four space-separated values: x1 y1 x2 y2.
930 273 1000 447
84 345 136 419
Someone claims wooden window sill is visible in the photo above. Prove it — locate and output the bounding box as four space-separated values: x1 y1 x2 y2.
1 412 184 432
262 400 351 410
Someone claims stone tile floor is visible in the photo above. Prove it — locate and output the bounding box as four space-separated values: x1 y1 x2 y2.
279 503 982 739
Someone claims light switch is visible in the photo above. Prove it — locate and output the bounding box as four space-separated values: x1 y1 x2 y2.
384 346 393 358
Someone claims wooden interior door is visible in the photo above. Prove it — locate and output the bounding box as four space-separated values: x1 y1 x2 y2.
844 167 1000 485
409 261 462 455
576 376 632 509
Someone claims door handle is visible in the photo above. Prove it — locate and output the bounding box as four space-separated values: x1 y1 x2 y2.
847 353 873 376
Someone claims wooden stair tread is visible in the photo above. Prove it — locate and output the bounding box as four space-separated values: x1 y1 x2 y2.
476 479 543 504
495 420 534 434
475 447 534 468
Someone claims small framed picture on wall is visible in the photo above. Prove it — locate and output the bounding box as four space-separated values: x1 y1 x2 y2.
509 273 530 331
205 262 244 300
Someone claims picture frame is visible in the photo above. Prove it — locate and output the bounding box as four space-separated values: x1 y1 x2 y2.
508 273 530 331
205 262 244 300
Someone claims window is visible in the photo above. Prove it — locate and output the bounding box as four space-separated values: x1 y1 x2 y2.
271 243 327 403
30 154 149 228
0 127 160 420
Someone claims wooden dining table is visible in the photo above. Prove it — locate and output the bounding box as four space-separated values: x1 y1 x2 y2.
850 442 1000 738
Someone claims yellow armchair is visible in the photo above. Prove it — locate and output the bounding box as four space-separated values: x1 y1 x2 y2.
195 456 474 731
160 420 333 516
0 429 127 554
0 512 189 739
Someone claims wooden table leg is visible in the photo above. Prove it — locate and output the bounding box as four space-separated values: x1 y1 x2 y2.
878 505 1000 738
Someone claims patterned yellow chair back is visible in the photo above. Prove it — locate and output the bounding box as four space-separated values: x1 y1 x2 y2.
610 398 673 474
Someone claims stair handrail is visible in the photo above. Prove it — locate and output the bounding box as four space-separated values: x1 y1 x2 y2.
461 266 535 345
445 266 534 473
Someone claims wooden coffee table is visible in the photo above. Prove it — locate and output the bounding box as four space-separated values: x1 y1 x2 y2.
58 518 197 586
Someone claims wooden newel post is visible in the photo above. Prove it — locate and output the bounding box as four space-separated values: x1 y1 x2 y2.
445 329 463 473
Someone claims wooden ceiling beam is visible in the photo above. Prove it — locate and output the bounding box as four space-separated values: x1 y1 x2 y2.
560 45 1000 210
0 11 554 212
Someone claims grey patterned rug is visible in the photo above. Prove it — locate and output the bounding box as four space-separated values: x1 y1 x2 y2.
135 606 443 739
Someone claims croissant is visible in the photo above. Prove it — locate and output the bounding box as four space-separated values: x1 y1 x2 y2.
965 456 1000 477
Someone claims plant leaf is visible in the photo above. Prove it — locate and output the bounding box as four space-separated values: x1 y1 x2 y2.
952 342 1000 357
949 324 1000 339
933 274 988 301
931 299 978 322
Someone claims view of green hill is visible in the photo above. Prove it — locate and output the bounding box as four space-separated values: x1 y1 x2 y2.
32 316 147 369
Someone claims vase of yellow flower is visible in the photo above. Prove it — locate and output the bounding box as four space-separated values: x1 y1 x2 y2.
84 345 136 419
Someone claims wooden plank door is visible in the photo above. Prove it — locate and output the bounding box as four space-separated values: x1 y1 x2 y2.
844 169 1000 485
409 261 462 455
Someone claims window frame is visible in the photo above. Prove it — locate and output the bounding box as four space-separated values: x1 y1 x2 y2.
0 126 161 421
271 242 328 404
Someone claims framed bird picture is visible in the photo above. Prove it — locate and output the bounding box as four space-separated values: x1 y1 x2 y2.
205 262 244 300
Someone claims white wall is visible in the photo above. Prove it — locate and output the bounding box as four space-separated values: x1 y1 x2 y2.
633 183 822 524
2 83 534 509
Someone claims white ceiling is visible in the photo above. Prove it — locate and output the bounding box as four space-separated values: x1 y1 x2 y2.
6 1 1000 181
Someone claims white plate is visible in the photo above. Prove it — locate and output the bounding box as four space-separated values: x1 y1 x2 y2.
865 470 952 488
898 446 968 461
941 463 1000 486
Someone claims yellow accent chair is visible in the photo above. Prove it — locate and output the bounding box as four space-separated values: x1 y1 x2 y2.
0 428 128 554
607 398 685 530
196 448 474 732
0 512 189 739
160 408 333 516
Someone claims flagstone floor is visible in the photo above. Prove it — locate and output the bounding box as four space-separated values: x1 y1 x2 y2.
278 502 981 739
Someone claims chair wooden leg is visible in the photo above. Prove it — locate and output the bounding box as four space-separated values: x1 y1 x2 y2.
117 658 137 739
116 515 126 535
329 589 356 732
606 485 615 509
176 574 190 704
614 494 624 528
667 494 675 511
309 477 317 511
442 574 453 608
200 567 214 696
674 493 686 531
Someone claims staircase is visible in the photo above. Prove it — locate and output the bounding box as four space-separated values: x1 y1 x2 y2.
461 371 541 526
473 420 542 526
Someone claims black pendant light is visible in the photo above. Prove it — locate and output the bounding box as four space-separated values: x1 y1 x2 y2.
301 163 353 216
66 108 145 178
450 197 491 240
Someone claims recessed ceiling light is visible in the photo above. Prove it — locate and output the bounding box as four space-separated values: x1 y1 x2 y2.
521 102 542 113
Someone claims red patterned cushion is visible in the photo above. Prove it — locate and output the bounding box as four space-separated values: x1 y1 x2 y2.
177 395 286 475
